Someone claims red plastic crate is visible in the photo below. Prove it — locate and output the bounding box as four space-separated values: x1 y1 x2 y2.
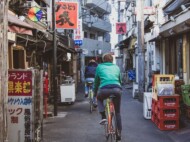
152 99 157 113
157 119 179 131
154 104 158 114
154 115 158 126
151 111 156 123
157 107 180 119
157 95 180 108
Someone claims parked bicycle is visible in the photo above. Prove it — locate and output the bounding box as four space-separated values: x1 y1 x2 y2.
104 95 119 142
86 82 95 113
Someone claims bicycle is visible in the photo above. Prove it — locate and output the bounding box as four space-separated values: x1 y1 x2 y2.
104 95 119 142
86 82 94 113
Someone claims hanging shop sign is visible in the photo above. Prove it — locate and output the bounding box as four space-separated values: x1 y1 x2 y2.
8 32 16 42
135 6 156 15
116 22 127 34
56 1 78 29
74 19 83 45
8 70 33 142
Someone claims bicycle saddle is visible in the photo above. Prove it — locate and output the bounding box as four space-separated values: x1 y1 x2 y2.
87 82 93 86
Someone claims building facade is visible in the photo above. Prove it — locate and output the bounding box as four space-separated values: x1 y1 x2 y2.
79 0 112 81
116 0 190 96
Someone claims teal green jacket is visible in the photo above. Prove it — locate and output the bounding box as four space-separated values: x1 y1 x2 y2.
93 62 122 95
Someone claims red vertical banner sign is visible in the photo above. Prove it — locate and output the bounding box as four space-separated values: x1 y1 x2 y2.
8 70 33 142
56 1 78 29
116 22 127 34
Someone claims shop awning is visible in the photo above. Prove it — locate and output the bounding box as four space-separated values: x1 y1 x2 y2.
149 36 162 42
8 13 34 29
160 9 190 37
57 41 76 53
8 25 33 36
115 36 136 50
25 18 46 32
115 37 131 49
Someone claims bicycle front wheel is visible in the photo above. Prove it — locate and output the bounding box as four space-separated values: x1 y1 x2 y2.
89 91 93 113
111 111 118 141
107 106 118 142
104 107 118 142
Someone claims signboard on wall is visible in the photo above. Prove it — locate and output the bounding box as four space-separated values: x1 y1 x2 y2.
135 6 156 15
8 70 33 142
116 22 127 34
74 19 83 45
56 1 78 29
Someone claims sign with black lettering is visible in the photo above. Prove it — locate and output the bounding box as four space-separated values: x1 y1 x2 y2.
116 22 127 34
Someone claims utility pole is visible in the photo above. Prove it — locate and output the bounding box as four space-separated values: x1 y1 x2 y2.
137 0 145 102
0 0 8 141
52 0 57 116
118 0 120 41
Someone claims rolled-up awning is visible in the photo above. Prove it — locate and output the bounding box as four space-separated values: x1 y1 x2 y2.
8 25 33 36
8 13 34 29
8 13 34 36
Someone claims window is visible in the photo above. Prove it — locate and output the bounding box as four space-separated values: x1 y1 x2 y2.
90 33 95 39
84 32 87 38
13 49 26 69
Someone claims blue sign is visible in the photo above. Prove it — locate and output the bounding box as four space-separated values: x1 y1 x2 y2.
74 40 83 45
128 69 136 80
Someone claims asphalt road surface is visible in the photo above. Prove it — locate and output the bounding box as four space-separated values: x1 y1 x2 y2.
43 84 190 142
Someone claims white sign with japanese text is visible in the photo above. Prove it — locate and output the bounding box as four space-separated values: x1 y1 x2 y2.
74 19 83 45
8 70 34 142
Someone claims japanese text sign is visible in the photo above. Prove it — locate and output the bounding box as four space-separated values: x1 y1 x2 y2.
74 19 83 45
116 22 127 34
56 1 78 29
8 70 32 96
8 70 33 142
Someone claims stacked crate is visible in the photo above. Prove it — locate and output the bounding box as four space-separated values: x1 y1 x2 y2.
152 75 175 101
151 75 180 130
175 80 185 115
181 85 190 119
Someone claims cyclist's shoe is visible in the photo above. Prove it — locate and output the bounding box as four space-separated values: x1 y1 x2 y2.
116 131 121 141
99 119 107 125
116 135 121 141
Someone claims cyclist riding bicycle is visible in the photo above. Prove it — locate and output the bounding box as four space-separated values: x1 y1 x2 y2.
84 59 98 107
93 53 122 141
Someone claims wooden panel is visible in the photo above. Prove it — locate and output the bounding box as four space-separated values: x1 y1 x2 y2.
0 1 8 141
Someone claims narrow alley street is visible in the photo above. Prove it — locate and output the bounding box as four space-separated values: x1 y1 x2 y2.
43 83 190 142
